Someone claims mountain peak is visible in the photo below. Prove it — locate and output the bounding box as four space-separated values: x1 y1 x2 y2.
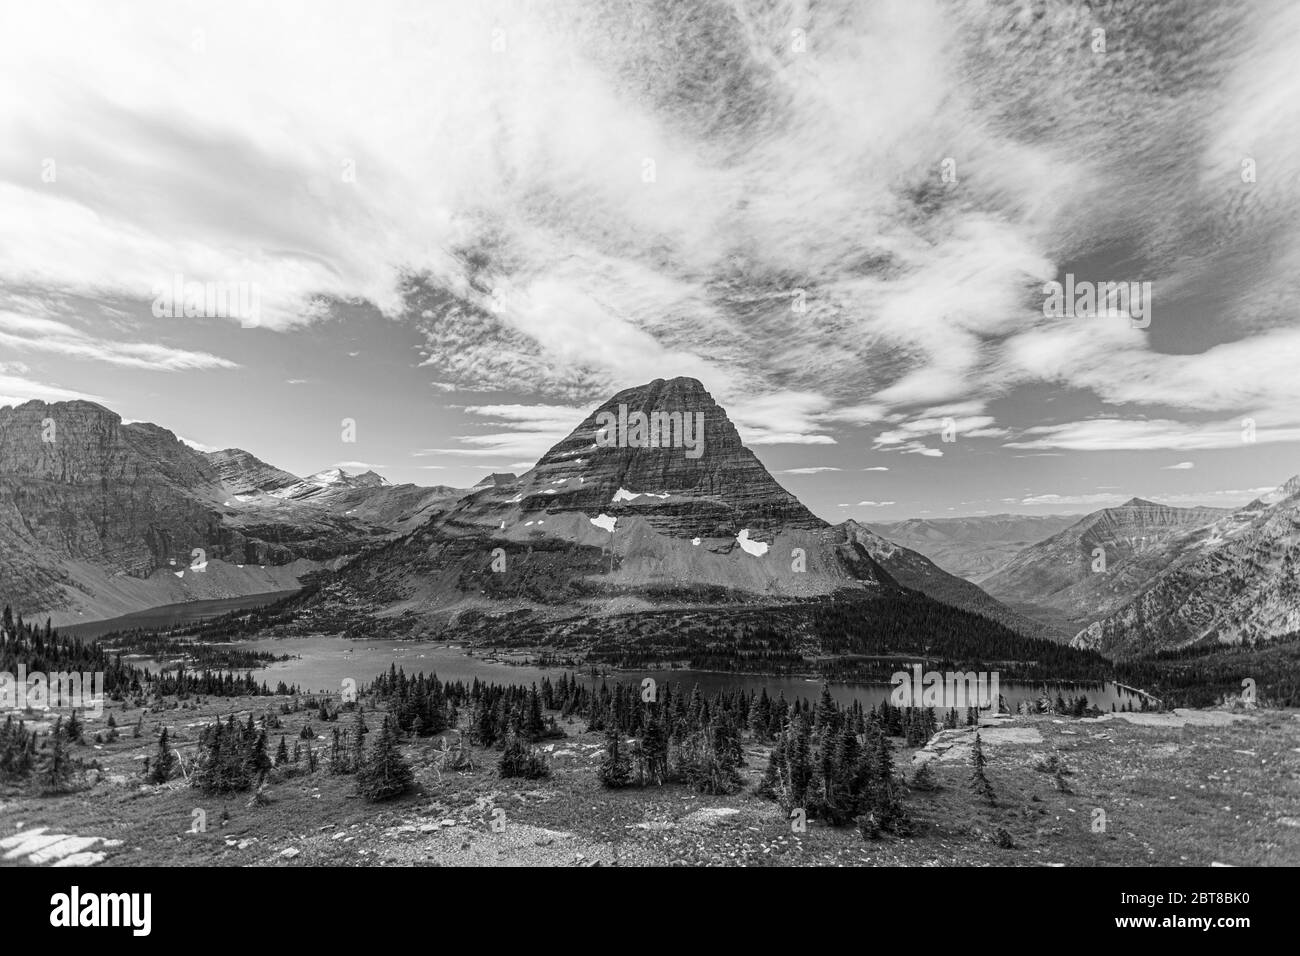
206 448 300 497
1118 497 1160 508
1256 474 1300 507
512 378 822 535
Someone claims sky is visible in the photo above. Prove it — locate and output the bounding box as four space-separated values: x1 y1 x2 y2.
3 0 1300 521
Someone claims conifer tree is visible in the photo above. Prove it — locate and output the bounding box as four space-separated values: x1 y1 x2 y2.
39 733 75 794
147 727 177 783
910 759 938 791
597 724 632 788
355 716 412 802
64 709 83 744
498 733 549 779
970 732 995 805
640 709 669 785
274 735 289 766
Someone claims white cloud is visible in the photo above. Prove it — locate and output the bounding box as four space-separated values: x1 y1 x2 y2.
0 373 102 407
179 436 219 453
1006 417 1300 452
1164 461 1195 470
778 466 841 475
1018 493 1129 507
0 310 236 371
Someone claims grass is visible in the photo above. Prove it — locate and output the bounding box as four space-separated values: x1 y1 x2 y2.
2 696 1297 867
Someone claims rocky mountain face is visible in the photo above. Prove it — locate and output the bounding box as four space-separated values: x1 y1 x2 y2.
1072 480 1300 658
267 467 391 502
980 498 1231 637
206 448 299 497
516 377 823 536
0 400 460 624
313 377 1043 639
867 513 1080 581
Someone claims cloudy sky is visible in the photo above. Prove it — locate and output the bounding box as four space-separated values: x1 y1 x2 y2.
3 0 1300 520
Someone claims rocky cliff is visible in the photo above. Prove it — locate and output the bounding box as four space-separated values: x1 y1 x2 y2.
980 498 1229 634
1072 480 1300 658
0 400 460 623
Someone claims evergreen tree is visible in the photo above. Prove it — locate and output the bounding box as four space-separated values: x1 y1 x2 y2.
970 732 995 805
498 733 549 779
355 716 412 802
274 735 289 766
147 727 177 784
39 733 75 794
910 759 938 791
64 709 83 744
597 725 632 788
639 709 669 785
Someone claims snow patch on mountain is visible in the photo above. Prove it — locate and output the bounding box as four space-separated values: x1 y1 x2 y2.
612 488 669 503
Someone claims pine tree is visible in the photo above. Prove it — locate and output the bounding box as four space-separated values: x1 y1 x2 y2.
274 735 289 766
248 728 271 785
147 727 177 784
970 732 995 805
64 709 83 744
597 725 632 788
525 684 545 741
39 733 75 794
355 716 412 802
910 759 938 791
640 709 669 785
499 734 549 779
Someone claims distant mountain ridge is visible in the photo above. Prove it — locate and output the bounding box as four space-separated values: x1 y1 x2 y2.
979 498 1231 636
867 513 1080 581
0 400 462 624
1071 477 1300 657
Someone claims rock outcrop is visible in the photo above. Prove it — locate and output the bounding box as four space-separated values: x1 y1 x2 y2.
980 498 1229 634
0 400 460 623
1072 479 1300 657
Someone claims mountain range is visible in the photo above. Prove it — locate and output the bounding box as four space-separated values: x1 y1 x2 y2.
4 379 1298 664
867 514 1081 581
0 381 1044 648
298 378 1052 646
0 400 463 624
902 490 1300 660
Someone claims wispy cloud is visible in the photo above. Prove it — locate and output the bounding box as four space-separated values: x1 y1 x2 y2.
0 310 236 372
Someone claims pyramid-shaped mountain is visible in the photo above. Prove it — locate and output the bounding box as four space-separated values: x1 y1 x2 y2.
314 377 1048 642
519 378 822 535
